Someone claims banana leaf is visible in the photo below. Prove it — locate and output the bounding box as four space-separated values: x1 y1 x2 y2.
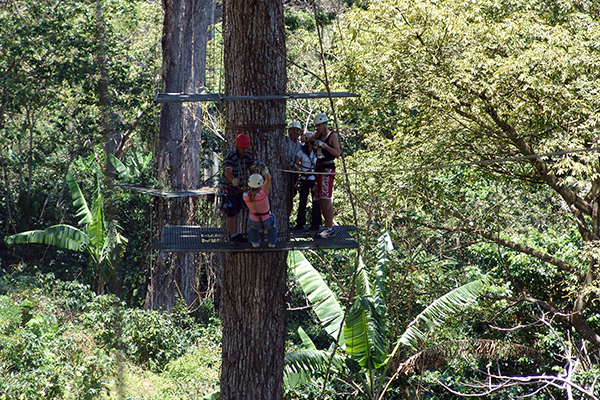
5 224 91 252
288 251 345 347
66 172 93 227
399 280 484 352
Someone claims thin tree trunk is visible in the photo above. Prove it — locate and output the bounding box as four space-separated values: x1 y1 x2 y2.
147 0 210 311
220 0 288 398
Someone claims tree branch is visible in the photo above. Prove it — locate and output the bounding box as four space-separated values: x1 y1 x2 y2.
416 197 573 273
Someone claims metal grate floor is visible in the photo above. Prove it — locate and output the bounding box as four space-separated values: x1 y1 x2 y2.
151 225 359 252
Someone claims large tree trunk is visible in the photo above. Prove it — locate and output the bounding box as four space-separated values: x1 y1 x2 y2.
146 0 211 311
220 0 288 399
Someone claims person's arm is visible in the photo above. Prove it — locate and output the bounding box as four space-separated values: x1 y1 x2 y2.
323 133 341 158
263 172 272 194
225 167 236 185
295 154 301 167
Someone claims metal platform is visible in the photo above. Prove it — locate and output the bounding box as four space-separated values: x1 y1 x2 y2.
115 184 217 198
151 225 359 252
155 92 360 103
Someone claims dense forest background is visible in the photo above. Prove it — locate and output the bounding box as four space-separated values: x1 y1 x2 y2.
2 0 600 398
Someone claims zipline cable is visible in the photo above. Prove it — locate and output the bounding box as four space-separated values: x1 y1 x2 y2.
275 146 600 176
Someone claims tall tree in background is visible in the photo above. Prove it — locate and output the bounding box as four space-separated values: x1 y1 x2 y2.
219 0 288 399
146 0 212 311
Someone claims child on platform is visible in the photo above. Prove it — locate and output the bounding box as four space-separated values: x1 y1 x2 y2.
243 164 277 247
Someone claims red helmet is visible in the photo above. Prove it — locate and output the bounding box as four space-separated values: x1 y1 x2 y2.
236 133 250 147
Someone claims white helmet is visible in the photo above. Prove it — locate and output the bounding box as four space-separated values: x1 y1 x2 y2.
248 174 264 188
288 121 302 130
314 113 329 125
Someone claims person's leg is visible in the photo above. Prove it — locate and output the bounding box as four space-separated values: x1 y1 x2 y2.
248 219 260 246
316 170 336 238
287 173 298 220
227 192 243 242
309 181 321 228
265 214 278 246
227 215 237 236
319 171 335 229
296 181 309 228
319 198 334 228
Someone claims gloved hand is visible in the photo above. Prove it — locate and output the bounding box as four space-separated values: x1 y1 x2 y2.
232 178 240 187
313 140 327 149
256 162 269 175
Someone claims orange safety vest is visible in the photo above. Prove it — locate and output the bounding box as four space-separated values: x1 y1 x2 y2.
243 190 271 222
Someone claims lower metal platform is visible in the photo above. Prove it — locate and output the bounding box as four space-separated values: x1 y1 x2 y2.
151 225 359 252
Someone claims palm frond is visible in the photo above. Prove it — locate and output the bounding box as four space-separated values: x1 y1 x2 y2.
288 251 345 347
5 224 91 252
399 280 484 352
397 339 538 375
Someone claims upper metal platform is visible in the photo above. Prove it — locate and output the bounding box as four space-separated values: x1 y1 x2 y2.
151 225 359 252
154 92 361 103
115 184 217 198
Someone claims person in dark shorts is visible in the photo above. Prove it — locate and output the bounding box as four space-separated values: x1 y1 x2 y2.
221 133 256 244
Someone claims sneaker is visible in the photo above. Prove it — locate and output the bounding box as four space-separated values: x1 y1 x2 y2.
268 243 275 248
291 225 304 231
306 225 320 232
318 228 336 239
251 242 260 248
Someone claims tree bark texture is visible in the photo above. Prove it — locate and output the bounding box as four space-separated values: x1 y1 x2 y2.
220 0 288 399
146 0 211 312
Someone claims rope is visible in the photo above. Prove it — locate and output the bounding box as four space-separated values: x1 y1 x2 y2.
275 146 600 176
309 1 363 398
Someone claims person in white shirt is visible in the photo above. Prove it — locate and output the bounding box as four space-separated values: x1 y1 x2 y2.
286 121 303 222
292 133 321 230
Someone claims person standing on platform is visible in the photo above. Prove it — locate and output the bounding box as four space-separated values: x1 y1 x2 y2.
222 133 255 244
286 121 303 222
310 113 341 239
293 133 321 230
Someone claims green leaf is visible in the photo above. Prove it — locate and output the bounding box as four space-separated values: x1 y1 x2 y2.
288 251 345 347
66 172 93 227
399 280 484 352
108 152 131 181
284 349 343 389
344 296 388 369
298 326 317 351
5 224 91 252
